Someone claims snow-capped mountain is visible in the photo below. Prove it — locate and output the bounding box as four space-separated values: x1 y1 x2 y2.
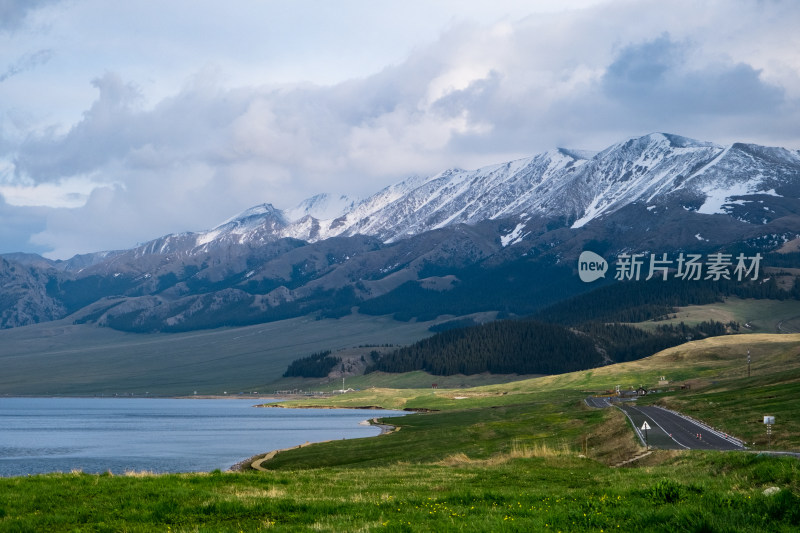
184 132 799 249
306 148 591 242
3 132 799 331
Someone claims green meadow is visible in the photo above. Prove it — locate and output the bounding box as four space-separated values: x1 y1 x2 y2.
635 296 800 334
1 334 799 531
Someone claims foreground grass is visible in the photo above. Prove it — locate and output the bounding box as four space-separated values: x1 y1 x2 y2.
1 453 799 532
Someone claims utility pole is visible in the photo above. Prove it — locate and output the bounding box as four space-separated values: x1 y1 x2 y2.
747 349 751 378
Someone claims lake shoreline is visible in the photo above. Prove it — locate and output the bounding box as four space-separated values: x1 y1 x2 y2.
230 416 399 472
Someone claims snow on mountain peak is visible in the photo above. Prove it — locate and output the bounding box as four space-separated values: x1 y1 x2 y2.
557 147 598 160
194 203 287 247
169 133 799 250
285 194 357 222
217 203 286 228
569 133 729 228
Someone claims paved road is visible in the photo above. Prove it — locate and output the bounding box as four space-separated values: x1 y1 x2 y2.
585 396 613 409
586 397 746 451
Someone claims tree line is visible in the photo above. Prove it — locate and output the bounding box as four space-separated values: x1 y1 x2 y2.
282 350 341 378
365 317 732 376
367 320 602 375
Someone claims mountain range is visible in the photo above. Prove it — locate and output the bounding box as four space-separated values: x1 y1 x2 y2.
2 132 799 331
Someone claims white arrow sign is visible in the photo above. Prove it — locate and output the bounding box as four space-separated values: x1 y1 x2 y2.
641 421 651 431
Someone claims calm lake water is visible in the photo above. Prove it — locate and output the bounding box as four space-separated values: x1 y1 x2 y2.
0 397 404 477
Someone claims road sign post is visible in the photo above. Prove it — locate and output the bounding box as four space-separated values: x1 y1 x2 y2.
764 416 775 448
641 421 651 450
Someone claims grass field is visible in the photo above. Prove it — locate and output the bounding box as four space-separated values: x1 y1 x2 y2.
270 370 542 392
0 312 441 396
1 334 800 531
636 297 800 333
1 453 798 532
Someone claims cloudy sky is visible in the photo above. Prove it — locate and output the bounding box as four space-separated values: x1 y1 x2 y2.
1 0 799 258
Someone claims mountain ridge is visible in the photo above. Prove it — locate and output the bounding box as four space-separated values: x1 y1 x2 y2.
179 131 800 251
2 132 799 332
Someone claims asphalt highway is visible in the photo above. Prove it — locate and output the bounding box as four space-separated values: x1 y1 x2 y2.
586 397 746 451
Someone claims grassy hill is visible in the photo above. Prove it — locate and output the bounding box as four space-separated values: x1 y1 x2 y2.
639 296 800 333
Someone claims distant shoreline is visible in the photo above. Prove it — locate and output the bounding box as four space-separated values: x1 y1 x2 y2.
0 394 301 401
1 394 281 400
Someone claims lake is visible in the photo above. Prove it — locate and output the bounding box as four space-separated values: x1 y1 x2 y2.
0 397 404 477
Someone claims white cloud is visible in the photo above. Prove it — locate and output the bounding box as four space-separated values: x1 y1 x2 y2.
0 176 103 208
